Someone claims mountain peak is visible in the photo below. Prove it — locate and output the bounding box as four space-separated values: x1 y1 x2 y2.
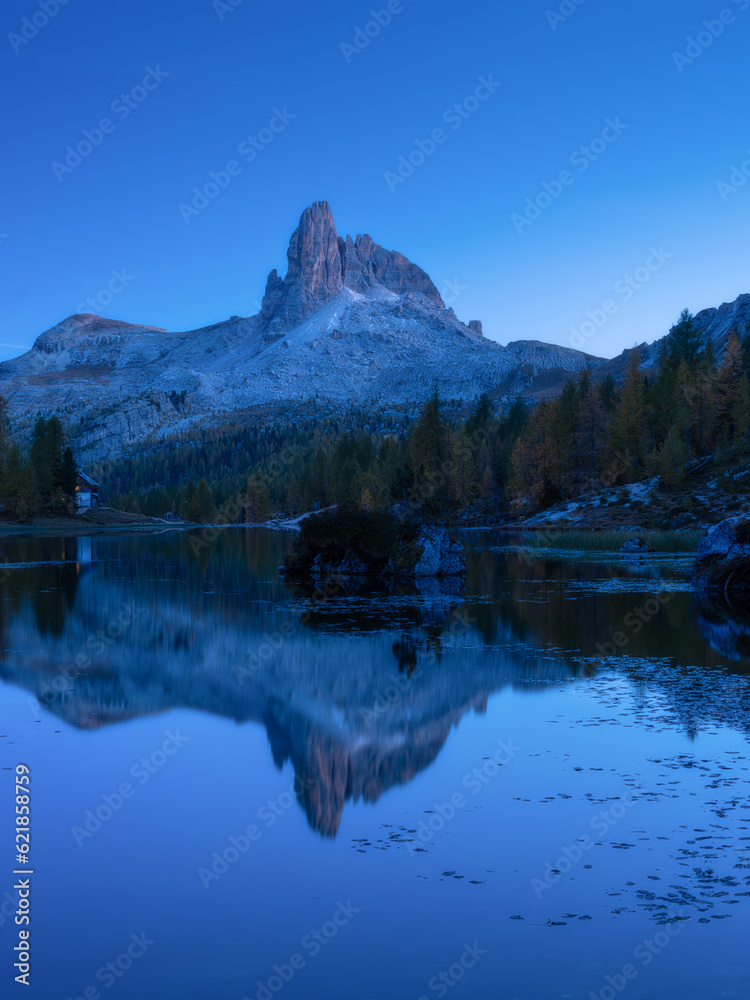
259 202 444 332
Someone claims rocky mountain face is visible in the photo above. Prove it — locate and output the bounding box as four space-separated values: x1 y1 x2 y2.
260 201 444 331
0 201 604 461
597 292 750 383
7 203 747 464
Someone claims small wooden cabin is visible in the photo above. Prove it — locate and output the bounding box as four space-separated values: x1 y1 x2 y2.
75 472 100 508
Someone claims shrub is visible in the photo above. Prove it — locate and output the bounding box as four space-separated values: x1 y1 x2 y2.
291 507 404 569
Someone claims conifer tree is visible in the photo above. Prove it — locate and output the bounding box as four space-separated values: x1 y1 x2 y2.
192 479 216 523
19 461 40 521
714 331 743 443
613 350 647 469
61 447 78 498
2 444 23 513
665 309 704 370
245 472 271 522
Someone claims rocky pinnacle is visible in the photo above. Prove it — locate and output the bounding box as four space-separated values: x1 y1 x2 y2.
260 201 445 332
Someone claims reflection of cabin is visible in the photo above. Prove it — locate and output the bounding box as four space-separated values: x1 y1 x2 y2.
75 472 100 508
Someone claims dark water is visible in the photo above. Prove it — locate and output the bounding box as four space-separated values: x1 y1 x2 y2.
1 528 750 999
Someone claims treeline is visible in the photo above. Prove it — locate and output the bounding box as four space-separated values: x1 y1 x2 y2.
511 310 750 507
0 404 80 520
103 397 530 523
7 308 749 524
105 309 750 523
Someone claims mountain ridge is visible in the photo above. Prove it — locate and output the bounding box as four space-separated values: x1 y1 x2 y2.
1 201 747 462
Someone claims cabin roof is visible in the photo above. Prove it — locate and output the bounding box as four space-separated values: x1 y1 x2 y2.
77 471 99 487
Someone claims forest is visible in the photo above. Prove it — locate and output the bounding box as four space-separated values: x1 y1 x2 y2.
0 402 80 520
1 309 748 523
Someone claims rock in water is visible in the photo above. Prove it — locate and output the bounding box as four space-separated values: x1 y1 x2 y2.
621 537 653 554
284 510 466 581
692 517 750 597
409 526 466 578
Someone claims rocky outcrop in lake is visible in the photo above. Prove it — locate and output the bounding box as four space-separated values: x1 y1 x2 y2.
285 511 467 583
692 517 750 598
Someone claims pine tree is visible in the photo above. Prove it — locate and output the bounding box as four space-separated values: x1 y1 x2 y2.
312 447 329 505
511 399 558 508
29 416 64 501
575 385 609 491
181 480 197 519
410 388 449 511
714 331 743 443
61 447 78 497
244 472 271 522
1 443 23 513
613 350 647 469
653 426 688 489
0 395 7 484
18 461 40 521
665 308 705 371
191 479 216 523
599 374 619 412
734 375 750 452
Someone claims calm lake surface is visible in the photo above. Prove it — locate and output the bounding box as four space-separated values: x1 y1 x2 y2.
1 528 750 999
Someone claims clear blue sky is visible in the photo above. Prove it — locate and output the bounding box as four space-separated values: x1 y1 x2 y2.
2 0 749 362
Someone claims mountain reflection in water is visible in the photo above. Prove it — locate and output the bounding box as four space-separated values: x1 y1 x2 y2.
1 528 748 837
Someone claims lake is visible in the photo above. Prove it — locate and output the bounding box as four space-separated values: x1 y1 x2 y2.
1 528 750 999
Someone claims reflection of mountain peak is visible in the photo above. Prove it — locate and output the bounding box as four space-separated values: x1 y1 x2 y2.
263 696 477 837
0 538 581 836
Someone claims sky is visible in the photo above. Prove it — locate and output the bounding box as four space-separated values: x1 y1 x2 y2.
2 0 749 363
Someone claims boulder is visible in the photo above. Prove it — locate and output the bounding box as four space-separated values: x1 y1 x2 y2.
407 526 466 578
692 517 750 597
621 537 653 554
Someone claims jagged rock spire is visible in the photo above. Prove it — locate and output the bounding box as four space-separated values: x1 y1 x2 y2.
259 201 444 331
